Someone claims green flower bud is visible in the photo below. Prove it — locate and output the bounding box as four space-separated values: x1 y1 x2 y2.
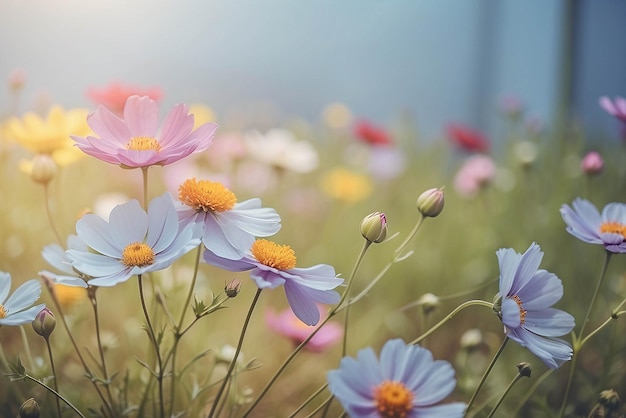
19 398 40 418
416 188 445 217
516 362 532 378
225 279 242 298
32 307 56 339
598 389 620 411
417 293 440 315
360 212 387 243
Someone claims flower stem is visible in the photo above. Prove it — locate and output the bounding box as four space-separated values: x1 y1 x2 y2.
486 368 527 418
137 275 165 418
141 167 149 209
465 337 510 415
288 382 328 418
89 289 115 410
208 288 263 418
43 183 64 246
341 240 371 356
558 250 612 418
393 213 424 258
24 373 86 418
44 337 62 418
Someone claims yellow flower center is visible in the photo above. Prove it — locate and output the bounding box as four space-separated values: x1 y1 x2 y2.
251 239 297 270
373 380 414 418
178 178 237 213
510 294 527 325
600 222 626 239
122 242 155 267
0 304 6 319
126 136 162 152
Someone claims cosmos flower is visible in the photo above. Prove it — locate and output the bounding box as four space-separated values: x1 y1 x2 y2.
494 243 575 369
0 272 46 326
321 167 372 204
67 192 200 287
243 129 319 173
446 123 490 153
353 120 393 146
72 95 218 169
599 96 626 123
3 106 91 166
561 198 626 253
265 305 342 352
177 177 281 259
327 339 466 417
203 239 342 325
453 155 496 198
41 235 91 287
86 81 162 115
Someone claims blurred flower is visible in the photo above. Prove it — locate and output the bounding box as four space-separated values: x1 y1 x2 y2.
493 243 575 369
367 146 407 180
265 305 342 352
72 95 218 169
41 235 90 287
327 339 466 417
177 178 281 259
581 151 604 175
416 188 445 218
204 239 342 325
53 284 87 308
453 155 496 198
205 133 248 172
599 96 626 123
67 193 200 287
353 120 393 146
321 167 372 204
513 140 537 168
188 103 216 127
86 81 162 115
561 198 626 253
4 106 90 166
0 272 45 326
8 68 26 92
28 153 57 184
322 102 353 130
243 129 318 173
499 95 524 119
18 398 40 418
32 307 56 339
360 212 387 243
446 123 490 153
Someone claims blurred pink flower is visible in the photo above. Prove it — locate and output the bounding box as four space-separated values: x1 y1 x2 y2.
353 120 393 146
72 95 218 169
599 96 626 123
87 81 162 115
454 154 496 198
265 305 342 352
580 151 604 175
446 123 490 153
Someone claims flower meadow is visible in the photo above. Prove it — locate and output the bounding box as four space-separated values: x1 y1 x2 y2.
1 81 626 418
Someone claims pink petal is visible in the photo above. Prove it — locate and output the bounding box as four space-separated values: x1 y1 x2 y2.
87 106 131 144
123 96 159 137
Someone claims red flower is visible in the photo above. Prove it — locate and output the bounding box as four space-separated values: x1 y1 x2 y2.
86 81 162 115
353 120 393 146
446 123 489 153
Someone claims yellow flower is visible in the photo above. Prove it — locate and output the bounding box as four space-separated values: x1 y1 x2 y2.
321 167 372 204
53 284 86 308
188 104 216 129
4 106 91 166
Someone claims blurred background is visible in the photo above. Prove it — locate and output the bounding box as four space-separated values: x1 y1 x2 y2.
1 0 625 143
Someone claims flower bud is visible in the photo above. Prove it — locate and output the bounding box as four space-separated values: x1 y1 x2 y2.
416 188 444 217
225 279 242 298
32 307 56 339
516 362 532 378
19 398 40 418
30 154 57 184
360 212 387 243
598 389 620 411
581 151 604 176
8 68 26 92
417 293 440 315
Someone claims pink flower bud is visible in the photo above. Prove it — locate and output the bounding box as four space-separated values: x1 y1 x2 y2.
581 151 604 175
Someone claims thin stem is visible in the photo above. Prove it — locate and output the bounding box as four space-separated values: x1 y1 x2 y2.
511 369 553 416
43 183 64 246
288 383 329 418
19 326 35 371
486 371 527 418
465 337 510 415
341 240 371 356
208 288 263 418
410 300 494 345
90 290 115 409
24 373 86 418
558 250 612 418
44 337 62 418
393 213 424 258
138 275 165 418
141 167 149 209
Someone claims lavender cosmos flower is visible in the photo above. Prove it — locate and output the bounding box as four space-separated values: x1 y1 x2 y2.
560 198 626 253
599 96 626 123
72 95 218 168
177 178 281 260
494 243 575 369
327 339 466 418
67 192 200 287
203 239 342 325
41 235 90 287
0 272 45 326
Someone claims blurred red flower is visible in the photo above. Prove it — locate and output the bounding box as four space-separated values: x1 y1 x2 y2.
86 81 162 115
353 120 393 146
446 123 489 153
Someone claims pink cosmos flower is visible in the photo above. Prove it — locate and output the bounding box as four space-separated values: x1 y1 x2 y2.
72 96 218 169
86 82 162 115
580 151 604 175
446 123 490 153
265 305 343 352
599 96 626 123
453 154 496 198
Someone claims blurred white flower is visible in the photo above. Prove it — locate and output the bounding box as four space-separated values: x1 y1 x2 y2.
243 129 319 173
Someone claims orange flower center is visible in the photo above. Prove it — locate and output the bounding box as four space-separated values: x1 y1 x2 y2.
510 294 527 325
122 242 155 267
251 239 297 270
373 380 414 418
0 304 6 319
600 222 626 239
178 178 237 213
126 136 162 152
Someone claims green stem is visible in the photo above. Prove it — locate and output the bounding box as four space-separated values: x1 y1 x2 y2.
288 383 329 418
141 167 149 209
43 183 64 246
24 374 86 418
90 289 115 410
410 300 493 345
465 337 510 415
393 213 424 258
511 369 553 415
138 275 165 418
486 371 526 418
558 250 612 418
19 326 35 371
44 337 62 418
208 288 263 418
341 240 371 356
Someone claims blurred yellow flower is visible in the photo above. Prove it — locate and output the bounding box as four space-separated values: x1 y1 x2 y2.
189 104 216 128
321 167 372 204
53 284 86 308
4 106 91 166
